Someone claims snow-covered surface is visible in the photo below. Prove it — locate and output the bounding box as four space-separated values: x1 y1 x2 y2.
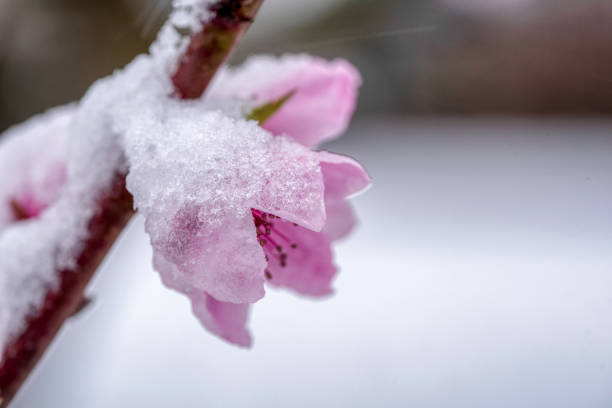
10 118 612 408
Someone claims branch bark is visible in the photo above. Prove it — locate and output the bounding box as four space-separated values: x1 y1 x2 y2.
173 0 264 99
0 1 263 405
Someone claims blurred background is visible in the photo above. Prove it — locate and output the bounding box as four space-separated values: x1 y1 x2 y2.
2 0 612 407
3 0 612 128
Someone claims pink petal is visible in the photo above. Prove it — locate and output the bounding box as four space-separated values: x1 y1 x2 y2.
322 197 356 241
210 55 361 147
252 139 326 232
155 252 252 346
255 151 370 295
260 59 360 147
189 291 252 348
149 206 267 304
261 214 337 297
319 151 372 199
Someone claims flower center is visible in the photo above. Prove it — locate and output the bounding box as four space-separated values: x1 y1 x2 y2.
251 209 298 279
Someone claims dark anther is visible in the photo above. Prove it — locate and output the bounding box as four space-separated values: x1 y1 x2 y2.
259 238 266 247
290 244 297 249
265 270 273 280
276 245 283 253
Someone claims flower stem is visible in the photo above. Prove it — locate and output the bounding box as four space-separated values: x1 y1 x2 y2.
0 1 264 405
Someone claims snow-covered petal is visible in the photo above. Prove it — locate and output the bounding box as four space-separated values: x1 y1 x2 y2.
251 139 326 232
210 54 361 147
151 208 267 303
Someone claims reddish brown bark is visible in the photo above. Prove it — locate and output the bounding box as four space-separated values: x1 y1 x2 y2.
0 1 264 405
172 0 264 99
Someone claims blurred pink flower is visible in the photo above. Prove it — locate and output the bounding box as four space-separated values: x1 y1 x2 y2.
0 106 72 227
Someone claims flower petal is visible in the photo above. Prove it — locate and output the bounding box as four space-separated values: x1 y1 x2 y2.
189 291 252 348
210 54 361 147
149 207 267 304
322 197 356 241
252 137 326 232
263 215 337 297
318 151 372 199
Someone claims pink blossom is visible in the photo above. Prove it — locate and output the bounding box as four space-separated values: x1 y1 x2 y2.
174 55 370 347
210 54 361 147
152 142 369 347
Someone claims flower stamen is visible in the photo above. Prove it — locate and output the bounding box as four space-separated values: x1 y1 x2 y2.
252 209 298 269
